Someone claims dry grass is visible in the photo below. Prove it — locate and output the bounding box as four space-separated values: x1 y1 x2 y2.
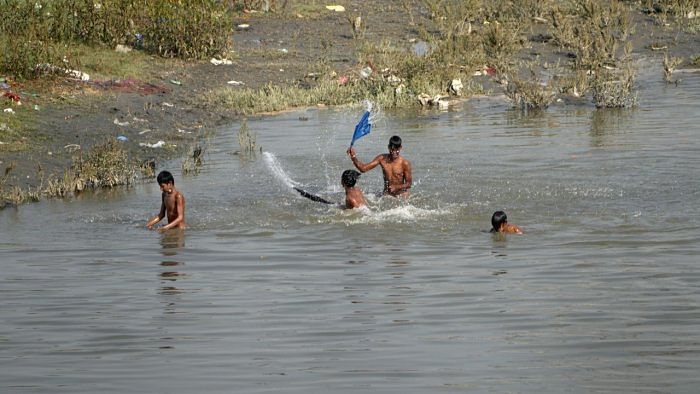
237 119 258 157
1 139 139 208
663 52 683 83
182 144 204 175
505 71 557 110
592 66 637 108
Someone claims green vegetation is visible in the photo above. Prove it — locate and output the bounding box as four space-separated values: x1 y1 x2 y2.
0 108 33 152
0 0 231 79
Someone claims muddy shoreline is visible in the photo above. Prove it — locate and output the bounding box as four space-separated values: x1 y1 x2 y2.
1 2 698 205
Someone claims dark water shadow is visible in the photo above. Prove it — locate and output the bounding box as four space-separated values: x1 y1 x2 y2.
589 108 634 148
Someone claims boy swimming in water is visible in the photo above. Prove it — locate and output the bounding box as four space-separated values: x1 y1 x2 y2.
342 169 367 209
146 170 186 231
490 211 523 234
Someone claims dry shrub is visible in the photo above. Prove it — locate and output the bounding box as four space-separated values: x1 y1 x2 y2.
237 119 257 156
592 66 637 108
505 69 557 110
71 139 136 189
663 52 683 83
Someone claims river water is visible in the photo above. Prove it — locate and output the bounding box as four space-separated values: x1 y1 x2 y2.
2 66 699 393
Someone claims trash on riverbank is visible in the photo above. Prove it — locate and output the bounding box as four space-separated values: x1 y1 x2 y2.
237 24 250 30
117 135 128 142
115 44 132 53
114 119 130 127
326 5 345 12
360 67 372 78
418 94 449 109
449 79 464 96
170 80 182 86
3 92 21 103
66 69 90 81
227 80 245 86
139 140 165 148
35 64 89 81
4 108 15 114
210 58 233 65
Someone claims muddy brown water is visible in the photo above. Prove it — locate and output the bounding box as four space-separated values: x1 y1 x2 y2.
2 64 699 393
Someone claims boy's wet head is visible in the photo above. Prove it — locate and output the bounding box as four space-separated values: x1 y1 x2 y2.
388 135 402 150
342 169 361 187
157 170 175 186
491 211 507 231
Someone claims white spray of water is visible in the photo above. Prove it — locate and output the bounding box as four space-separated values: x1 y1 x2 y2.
363 99 383 126
263 151 299 189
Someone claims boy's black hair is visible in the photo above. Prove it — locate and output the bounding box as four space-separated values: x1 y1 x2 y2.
388 135 402 149
341 169 361 187
157 170 175 185
491 211 507 232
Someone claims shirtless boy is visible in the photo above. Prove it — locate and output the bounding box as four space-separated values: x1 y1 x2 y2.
490 211 523 234
342 169 367 209
347 135 412 197
146 170 186 231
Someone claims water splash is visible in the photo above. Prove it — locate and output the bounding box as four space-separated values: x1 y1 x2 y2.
364 99 383 125
263 151 299 189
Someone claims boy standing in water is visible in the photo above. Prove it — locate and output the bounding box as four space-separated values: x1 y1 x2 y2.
146 171 186 231
342 169 367 209
490 211 523 234
347 135 412 197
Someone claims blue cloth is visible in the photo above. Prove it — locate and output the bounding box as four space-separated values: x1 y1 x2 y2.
350 111 371 146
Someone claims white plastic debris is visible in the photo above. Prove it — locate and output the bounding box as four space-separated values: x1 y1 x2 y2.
210 58 233 66
113 118 130 127
3 108 15 114
360 66 372 78
449 79 464 96
227 80 245 86
326 5 345 12
66 69 90 81
140 140 165 148
387 75 401 84
115 44 132 53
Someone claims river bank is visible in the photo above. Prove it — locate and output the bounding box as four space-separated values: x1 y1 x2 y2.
1 1 698 207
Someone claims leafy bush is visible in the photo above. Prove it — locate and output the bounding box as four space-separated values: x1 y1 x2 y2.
0 0 232 78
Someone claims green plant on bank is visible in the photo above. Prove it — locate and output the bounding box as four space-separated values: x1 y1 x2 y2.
0 0 231 79
548 0 638 107
482 21 523 76
0 110 33 152
550 0 634 72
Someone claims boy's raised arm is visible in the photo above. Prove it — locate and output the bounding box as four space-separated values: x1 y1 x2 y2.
347 147 381 173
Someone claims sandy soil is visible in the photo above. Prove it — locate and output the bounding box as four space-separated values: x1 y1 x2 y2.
1 1 697 194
